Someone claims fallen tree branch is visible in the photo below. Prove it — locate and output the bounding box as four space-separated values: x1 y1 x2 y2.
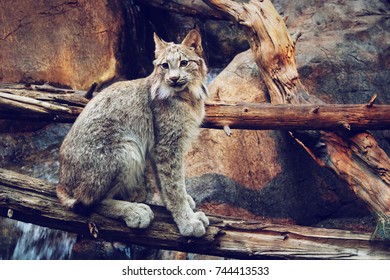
1 168 389 259
1 84 389 130
0 83 87 122
205 101 390 130
135 0 226 20
203 0 390 237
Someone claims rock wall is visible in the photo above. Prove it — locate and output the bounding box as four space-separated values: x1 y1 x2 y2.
0 0 124 89
279 0 390 105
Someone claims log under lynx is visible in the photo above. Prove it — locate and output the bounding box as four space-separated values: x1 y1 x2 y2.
56 30 209 237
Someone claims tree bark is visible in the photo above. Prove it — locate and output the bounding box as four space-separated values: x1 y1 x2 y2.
1 168 389 260
203 0 390 237
1 83 390 130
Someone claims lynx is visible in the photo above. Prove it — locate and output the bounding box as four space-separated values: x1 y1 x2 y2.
56 30 209 237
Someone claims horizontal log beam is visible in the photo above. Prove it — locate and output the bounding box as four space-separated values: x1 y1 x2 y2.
1 84 389 130
204 102 390 130
1 168 389 260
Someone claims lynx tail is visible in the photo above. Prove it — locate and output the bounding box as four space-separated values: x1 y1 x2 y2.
56 184 91 215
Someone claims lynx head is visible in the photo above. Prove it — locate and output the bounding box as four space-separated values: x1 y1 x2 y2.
151 30 208 100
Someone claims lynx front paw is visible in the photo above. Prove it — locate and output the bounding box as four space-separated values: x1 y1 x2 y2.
177 211 209 237
123 203 154 229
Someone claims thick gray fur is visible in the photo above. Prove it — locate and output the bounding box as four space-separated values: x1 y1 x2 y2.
56 30 209 237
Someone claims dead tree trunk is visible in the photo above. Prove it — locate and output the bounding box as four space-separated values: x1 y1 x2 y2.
1 168 389 260
1 83 390 130
203 0 390 239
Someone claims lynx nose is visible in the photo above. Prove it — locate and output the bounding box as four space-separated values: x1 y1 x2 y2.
169 75 180 83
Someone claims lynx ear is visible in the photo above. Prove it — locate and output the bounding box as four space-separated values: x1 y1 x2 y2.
153 33 168 58
182 29 204 58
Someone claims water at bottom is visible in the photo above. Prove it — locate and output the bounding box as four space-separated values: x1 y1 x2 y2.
10 220 77 260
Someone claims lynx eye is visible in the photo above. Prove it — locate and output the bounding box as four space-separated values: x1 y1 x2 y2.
180 60 189 67
160 62 169 70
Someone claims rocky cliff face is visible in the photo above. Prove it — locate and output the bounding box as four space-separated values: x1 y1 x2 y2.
0 0 125 90
0 0 389 257
282 0 390 105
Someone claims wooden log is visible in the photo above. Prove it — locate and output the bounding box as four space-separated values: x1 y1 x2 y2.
1 168 389 260
203 0 390 231
135 0 225 20
1 84 390 130
205 102 390 130
0 84 88 123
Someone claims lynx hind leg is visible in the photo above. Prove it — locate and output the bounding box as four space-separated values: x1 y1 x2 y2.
98 144 153 228
112 171 148 203
96 199 154 229
112 142 149 203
